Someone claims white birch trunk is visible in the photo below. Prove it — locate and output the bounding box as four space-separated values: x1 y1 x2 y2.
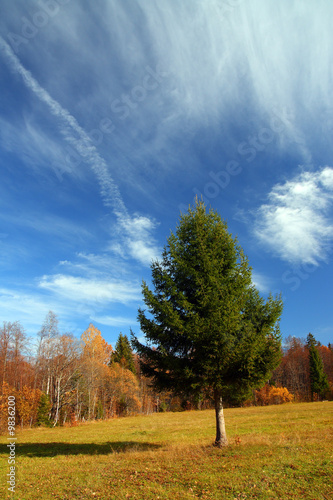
214 389 228 447
46 372 50 395
53 376 61 426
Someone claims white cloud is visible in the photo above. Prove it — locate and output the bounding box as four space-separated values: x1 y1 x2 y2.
91 315 137 328
251 271 272 293
60 252 132 279
39 274 141 305
0 287 77 341
0 35 161 268
0 36 127 214
98 0 332 162
3 1 333 183
320 167 333 189
117 214 161 266
254 167 333 265
0 288 50 321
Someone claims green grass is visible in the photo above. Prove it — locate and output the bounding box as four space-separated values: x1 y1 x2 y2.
1 402 332 499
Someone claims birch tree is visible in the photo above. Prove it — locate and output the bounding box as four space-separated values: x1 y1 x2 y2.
0 321 26 393
48 334 81 425
0 322 14 395
35 311 59 395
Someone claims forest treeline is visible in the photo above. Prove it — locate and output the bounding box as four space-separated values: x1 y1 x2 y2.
0 312 332 432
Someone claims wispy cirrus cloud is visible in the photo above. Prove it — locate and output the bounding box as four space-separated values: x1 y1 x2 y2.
8 0 329 183
251 271 272 294
0 116 79 181
0 35 159 267
91 315 138 328
107 0 333 162
38 274 141 305
112 214 160 266
59 253 125 278
0 286 80 340
0 36 126 210
254 167 333 265
0 211 91 242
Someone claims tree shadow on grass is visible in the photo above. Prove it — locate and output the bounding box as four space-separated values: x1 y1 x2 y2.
17 441 161 457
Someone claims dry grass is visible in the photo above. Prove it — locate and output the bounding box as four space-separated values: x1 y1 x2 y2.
0 402 332 499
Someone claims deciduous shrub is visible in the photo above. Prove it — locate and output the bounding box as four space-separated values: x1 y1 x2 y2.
255 384 293 405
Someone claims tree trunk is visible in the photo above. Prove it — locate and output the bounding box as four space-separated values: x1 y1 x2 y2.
214 389 228 447
46 372 50 395
53 377 61 426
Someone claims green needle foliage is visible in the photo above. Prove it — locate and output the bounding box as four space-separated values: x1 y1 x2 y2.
307 333 330 400
110 333 136 374
36 393 52 427
132 200 283 446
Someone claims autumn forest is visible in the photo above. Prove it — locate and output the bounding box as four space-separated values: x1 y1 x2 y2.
0 311 332 433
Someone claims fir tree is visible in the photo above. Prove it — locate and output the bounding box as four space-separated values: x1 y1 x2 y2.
36 393 52 427
132 200 283 447
307 333 329 400
110 333 136 374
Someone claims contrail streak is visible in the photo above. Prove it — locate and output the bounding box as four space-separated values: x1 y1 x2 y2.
0 36 128 218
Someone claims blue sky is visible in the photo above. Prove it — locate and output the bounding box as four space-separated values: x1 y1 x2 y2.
0 0 333 348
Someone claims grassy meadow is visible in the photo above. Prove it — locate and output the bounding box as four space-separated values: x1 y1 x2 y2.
1 402 332 499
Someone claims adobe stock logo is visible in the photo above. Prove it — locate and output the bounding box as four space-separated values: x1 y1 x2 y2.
7 0 71 53
282 263 317 292
53 64 169 180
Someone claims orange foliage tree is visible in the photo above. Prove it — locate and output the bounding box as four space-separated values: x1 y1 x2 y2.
255 384 293 405
108 363 141 416
0 382 42 431
15 385 42 427
81 324 113 419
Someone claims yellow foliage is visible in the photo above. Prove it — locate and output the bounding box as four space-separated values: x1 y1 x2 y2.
0 382 42 431
16 386 42 426
255 384 293 406
108 363 142 415
81 324 112 365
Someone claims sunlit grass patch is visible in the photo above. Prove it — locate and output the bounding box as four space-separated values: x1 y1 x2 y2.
0 402 332 499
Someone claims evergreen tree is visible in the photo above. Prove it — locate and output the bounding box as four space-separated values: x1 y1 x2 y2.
110 333 136 374
306 333 321 349
36 393 52 427
307 333 329 400
132 201 283 447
